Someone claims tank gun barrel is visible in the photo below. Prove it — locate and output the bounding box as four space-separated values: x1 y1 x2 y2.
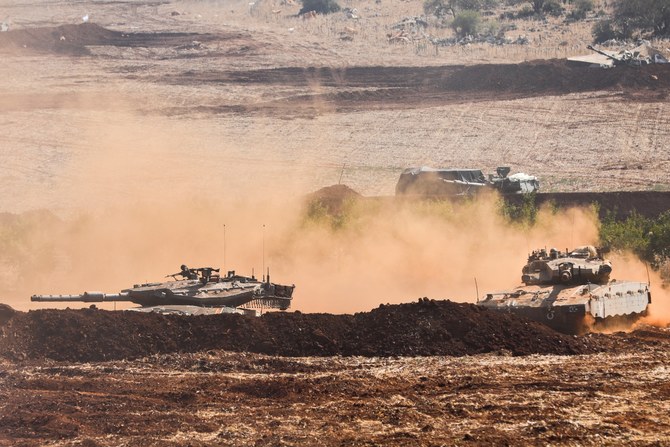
31 292 129 303
586 45 621 62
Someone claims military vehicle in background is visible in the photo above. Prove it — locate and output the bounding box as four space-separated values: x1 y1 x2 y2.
31 265 295 316
395 166 539 196
477 246 651 334
586 44 663 66
568 44 668 68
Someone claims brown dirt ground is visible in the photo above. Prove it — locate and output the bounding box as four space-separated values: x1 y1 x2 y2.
1 302 670 446
0 300 596 362
1 307 670 446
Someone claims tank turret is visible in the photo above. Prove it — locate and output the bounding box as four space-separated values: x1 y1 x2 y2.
520 246 612 286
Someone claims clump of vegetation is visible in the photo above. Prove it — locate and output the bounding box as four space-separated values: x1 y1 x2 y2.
600 211 670 270
498 193 541 226
302 194 367 231
424 0 500 18
592 0 670 41
299 0 341 15
566 0 594 21
451 10 482 36
500 0 592 20
592 19 621 42
541 0 564 16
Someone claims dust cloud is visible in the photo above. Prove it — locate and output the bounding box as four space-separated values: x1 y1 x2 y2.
0 64 657 317
279 199 601 313
607 252 670 326
1 171 605 315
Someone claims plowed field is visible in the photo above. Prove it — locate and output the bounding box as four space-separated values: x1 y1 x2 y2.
2 302 670 446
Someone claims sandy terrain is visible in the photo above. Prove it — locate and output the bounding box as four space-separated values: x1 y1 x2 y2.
1 0 669 215
1 1 670 445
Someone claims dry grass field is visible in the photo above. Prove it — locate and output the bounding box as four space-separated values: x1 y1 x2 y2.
1 0 669 214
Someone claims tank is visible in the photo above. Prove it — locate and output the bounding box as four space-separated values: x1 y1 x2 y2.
395 166 539 197
586 44 651 66
477 246 651 334
31 265 295 316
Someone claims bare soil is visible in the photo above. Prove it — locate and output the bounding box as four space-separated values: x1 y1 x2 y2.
0 300 597 362
2 310 670 446
1 6 670 209
2 302 670 446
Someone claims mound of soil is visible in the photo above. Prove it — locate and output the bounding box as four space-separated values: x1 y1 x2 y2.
0 23 218 56
0 299 598 362
187 60 670 114
441 59 670 94
305 184 362 215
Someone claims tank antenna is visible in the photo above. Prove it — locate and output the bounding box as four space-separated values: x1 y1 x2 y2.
338 163 346 184
645 261 651 286
570 209 575 248
262 224 266 282
223 223 226 272
474 277 479 303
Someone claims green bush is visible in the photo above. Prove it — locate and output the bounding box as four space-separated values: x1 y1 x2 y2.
575 0 594 12
599 211 670 269
424 0 451 17
610 0 670 38
542 0 564 16
451 10 482 36
567 0 593 21
516 5 537 18
499 193 540 226
299 0 341 15
482 19 502 36
592 19 620 42
424 0 499 18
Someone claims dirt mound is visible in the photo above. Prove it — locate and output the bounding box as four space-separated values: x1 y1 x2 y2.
0 303 15 324
0 23 218 56
305 184 362 215
442 59 670 94
0 23 118 55
0 299 598 362
189 61 670 116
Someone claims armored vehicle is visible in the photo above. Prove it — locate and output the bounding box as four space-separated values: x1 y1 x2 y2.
395 166 538 196
31 265 295 316
477 246 651 334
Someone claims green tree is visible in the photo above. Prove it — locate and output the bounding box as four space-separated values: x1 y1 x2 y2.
612 0 670 37
599 210 670 269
